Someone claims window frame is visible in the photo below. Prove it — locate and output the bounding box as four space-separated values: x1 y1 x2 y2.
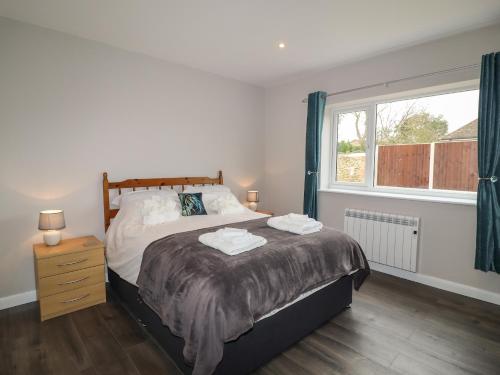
330 106 376 188
325 80 479 201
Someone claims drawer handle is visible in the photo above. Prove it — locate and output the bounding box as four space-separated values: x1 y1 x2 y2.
58 276 89 286
57 258 88 267
61 293 90 304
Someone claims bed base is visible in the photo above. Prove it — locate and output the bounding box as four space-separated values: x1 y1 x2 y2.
108 269 352 374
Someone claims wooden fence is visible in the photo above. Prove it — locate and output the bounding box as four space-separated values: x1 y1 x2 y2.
376 144 430 188
376 141 478 192
433 141 478 191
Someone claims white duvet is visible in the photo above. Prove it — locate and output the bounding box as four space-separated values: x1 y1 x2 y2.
105 207 269 285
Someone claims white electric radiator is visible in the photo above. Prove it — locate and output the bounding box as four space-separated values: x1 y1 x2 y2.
344 209 420 272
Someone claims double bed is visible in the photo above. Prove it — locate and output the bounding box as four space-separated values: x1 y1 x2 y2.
103 171 369 375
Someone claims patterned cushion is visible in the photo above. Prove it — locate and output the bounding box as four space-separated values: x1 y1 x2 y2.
178 192 207 216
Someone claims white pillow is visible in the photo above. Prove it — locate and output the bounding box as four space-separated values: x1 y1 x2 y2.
193 192 224 214
141 196 180 225
207 192 246 215
183 186 233 214
111 189 179 207
183 185 230 194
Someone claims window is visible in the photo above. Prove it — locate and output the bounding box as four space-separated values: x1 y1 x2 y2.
335 110 368 184
327 84 479 198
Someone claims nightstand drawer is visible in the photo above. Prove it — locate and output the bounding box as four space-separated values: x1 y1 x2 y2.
37 247 104 278
38 265 105 298
39 283 106 321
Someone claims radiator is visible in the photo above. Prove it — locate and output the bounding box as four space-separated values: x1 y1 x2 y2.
344 209 420 272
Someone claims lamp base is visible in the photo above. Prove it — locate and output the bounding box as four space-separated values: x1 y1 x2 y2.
43 230 61 246
248 202 258 211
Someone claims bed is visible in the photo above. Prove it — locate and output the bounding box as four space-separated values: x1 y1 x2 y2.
103 171 369 375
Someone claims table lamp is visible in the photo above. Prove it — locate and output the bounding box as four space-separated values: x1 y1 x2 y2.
39 210 66 246
247 190 259 211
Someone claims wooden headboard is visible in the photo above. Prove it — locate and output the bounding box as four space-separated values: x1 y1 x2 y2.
102 171 223 231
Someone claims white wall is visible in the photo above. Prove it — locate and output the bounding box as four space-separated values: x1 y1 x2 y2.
2 15 500 306
264 23 500 296
0 17 265 300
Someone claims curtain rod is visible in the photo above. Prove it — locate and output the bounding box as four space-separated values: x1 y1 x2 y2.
301 63 480 103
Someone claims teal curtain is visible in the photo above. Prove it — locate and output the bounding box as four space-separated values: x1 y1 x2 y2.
475 52 500 273
303 91 327 219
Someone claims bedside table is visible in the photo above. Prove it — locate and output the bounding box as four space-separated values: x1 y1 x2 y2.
256 209 273 216
33 235 106 321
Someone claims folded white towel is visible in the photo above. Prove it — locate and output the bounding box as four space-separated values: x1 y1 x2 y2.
267 214 323 235
286 213 310 221
199 228 267 255
215 227 248 238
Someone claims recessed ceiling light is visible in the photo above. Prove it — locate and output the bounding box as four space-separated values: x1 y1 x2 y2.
278 42 286 49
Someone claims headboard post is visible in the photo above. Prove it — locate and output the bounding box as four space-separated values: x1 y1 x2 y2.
218 170 223 185
103 172 111 231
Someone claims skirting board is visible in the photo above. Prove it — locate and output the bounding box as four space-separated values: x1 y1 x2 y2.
369 261 500 306
1 265 500 309
0 289 37 310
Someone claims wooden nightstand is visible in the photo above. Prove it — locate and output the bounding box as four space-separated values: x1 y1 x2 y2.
256 209 273 216
33 235 106 321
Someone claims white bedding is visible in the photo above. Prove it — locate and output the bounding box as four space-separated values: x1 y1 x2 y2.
105 208 269 285
105 208 344 321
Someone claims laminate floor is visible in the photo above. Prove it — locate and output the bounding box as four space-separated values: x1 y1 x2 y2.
1 271 499 375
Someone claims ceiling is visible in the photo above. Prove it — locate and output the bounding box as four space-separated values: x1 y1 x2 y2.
1 0 500 87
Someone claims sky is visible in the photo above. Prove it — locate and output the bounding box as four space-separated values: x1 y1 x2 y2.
337 89 479 142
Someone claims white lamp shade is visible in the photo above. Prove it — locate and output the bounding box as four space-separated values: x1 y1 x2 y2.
39 210 66 231
247 190 259 203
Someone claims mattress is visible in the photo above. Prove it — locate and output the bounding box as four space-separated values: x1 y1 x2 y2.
105 208 349 322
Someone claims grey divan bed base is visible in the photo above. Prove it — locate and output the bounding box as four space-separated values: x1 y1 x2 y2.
108 268 353 375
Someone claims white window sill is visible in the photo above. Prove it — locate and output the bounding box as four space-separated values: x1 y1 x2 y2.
318 188 477 206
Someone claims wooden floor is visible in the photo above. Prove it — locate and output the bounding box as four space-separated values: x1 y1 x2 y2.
1 271 500 375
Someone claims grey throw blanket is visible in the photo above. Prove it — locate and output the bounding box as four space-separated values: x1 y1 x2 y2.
137 218 369 375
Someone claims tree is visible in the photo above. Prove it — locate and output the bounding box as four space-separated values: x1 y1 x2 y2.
337 140 364 153
392 112 448 144
337 140 353 153
353 111 366 150
377 102 417 145
338 111 367 152
376 102 448 145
